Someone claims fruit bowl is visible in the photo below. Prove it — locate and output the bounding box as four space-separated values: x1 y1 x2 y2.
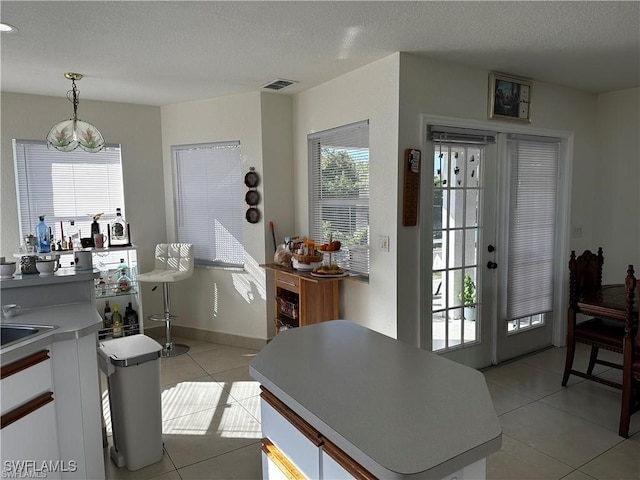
318 240 341 252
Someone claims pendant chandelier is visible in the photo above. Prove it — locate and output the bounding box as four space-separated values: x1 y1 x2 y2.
46 72 105 153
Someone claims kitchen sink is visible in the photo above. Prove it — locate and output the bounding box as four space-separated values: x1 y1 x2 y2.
1 324 57 349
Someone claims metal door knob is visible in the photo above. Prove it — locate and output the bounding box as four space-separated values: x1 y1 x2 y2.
487 261 498 269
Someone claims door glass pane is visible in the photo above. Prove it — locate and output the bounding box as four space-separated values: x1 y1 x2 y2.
465 229 478 266
449 308 463 347
432 270 444 312
432 143 483 352
465 190 479 226
467 150 481 187
449 189 463 228
452 149 465 187
442 190 450 230
448 230 463 269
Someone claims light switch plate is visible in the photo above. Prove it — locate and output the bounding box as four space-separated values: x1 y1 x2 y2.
379 235 389 252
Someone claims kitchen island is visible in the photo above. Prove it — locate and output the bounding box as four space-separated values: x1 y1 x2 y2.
249 320 502 479
1 268 104 479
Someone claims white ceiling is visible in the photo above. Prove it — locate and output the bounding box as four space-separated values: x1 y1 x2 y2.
1 1 638 106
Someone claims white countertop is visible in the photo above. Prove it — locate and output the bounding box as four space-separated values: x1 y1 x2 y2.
1 303 102 364
249 320 502 479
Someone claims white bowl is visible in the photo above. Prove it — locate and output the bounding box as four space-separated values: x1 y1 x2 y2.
36 259 58 276
0 262 16 280
292 259 323 271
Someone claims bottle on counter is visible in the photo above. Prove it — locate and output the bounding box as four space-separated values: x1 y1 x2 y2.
124 302 139 336
68 220 81 250
110 208 129 246
116 268 132 293
103 301 113 330
111 303 123 338
35 216 51 253
116 258 129 277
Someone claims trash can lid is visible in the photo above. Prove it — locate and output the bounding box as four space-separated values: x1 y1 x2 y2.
98 334 162 367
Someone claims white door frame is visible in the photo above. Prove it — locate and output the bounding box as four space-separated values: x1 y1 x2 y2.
419 114 574 364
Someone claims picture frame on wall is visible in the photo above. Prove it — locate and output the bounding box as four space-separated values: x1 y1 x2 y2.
488 72 532 123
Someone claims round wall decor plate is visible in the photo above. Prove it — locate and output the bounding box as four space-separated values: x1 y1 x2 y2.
245 207 260 223
245 189 260 206
244 170 259 188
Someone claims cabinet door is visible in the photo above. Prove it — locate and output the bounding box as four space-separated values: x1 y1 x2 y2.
1 398 61 479
261 389 321 479
261 438 306 480
1 350 52 415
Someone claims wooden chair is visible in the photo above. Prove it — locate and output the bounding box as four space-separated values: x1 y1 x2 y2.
618 266 639 438
562 248 626 388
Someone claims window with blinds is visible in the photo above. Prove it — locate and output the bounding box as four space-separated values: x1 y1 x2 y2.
13 140 125 242
505 134 560 321
172 142 244 268
308 120 370 276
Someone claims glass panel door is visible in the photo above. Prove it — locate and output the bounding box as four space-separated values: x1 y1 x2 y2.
432 144 482 350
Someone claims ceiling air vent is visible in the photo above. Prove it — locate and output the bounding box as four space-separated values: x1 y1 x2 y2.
261 79 298 91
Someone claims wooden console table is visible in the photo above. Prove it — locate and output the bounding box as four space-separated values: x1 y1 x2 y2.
262 264 349 333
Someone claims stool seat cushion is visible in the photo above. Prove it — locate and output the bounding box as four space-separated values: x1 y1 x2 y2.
137 243 194 284
138 268 192 283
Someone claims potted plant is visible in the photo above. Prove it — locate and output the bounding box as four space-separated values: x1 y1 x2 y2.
459 273 477 321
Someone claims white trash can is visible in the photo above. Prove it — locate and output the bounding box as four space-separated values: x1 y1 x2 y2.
98 334 163 471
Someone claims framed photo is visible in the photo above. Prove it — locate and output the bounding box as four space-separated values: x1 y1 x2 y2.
488 72 532 123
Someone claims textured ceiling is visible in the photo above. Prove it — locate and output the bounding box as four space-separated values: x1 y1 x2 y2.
1 1 638 106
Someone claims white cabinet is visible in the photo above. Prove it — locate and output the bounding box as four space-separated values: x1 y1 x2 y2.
0 349 60 479
1 402 61 479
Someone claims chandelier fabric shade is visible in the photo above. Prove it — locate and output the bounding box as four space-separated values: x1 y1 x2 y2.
46 73 105 153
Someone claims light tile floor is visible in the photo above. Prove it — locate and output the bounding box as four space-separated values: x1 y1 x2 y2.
102 337 640 480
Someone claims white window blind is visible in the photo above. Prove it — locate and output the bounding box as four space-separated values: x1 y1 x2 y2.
172 142 244 268
505 135 560 320
308 120 369 275
13 139 124 242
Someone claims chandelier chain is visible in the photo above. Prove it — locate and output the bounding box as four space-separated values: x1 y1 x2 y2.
67 79 80 120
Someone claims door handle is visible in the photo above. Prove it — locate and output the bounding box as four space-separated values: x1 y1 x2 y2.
487 245 495 253
487 261 498 269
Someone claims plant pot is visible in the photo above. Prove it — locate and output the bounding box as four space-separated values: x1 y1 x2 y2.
464 306 476 321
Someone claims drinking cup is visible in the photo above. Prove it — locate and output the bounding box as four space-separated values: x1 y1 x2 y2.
2 304 21 318
93 233 106 249
74 251 93 271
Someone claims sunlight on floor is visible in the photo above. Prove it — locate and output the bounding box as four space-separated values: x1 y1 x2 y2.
163 381 225 418
102 380 261 438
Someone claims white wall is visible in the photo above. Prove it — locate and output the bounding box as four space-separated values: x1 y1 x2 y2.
159 92 293 341
293 54 401 338
0 92 166 318
596 88 640 282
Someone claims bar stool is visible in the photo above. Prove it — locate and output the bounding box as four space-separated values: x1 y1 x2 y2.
137 243 194 357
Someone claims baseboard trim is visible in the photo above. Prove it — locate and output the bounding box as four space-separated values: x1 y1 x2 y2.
144 324 267 351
